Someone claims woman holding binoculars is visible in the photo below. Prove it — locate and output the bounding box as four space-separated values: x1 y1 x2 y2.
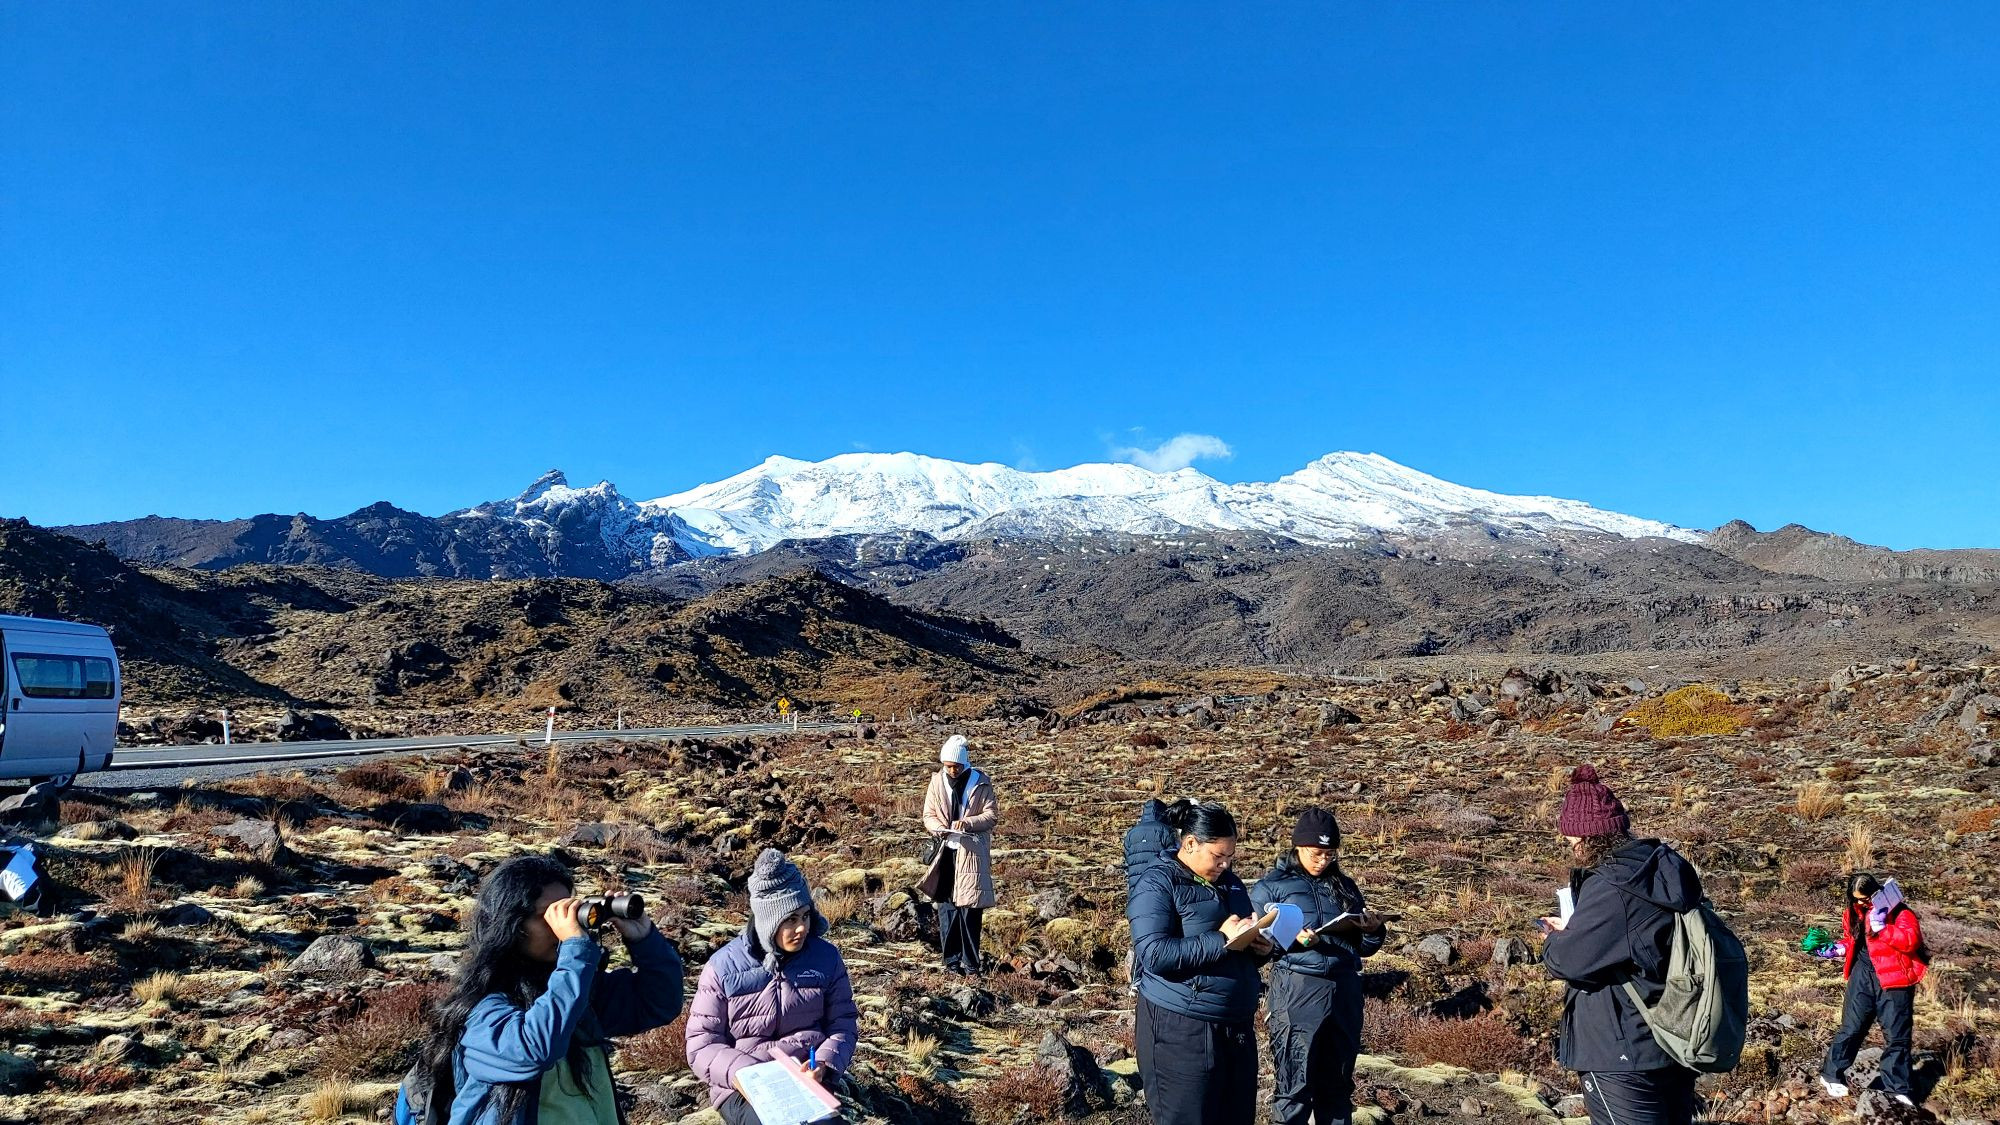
416 854 685 1125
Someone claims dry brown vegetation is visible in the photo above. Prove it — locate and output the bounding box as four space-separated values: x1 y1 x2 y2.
0 658 1995 1125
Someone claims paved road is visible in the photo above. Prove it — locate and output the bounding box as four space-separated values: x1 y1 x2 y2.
80 722 828 790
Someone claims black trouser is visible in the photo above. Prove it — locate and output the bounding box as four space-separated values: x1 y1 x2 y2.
1580 1068 1698 1125
1269 969 1364 1125
938 902 983 973
1136 993 1257 1125
1824 954 1915 1097
718 1092 763 1125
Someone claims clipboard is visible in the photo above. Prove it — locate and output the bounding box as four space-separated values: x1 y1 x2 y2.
1225 907 1280 950
734 1044 841 1125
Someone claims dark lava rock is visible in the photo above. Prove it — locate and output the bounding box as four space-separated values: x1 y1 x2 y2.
289 935 375 976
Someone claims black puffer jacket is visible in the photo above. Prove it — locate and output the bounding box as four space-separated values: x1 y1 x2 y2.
1129 856 1265 1023
1543 838 1702 1072
1251 856 1385 979
1122 800 1178 899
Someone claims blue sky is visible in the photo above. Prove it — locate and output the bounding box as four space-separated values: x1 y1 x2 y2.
3 4 1995 548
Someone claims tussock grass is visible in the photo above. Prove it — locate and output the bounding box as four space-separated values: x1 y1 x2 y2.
1795 783 1844 821
134 970 184 1005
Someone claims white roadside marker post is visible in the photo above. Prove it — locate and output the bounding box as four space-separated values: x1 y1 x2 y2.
221 708 232 746
545 706 555 746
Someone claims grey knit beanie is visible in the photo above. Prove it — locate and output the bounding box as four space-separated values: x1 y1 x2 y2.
748 847 814 968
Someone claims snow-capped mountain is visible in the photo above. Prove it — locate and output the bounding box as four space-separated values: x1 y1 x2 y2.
638 451 1699 555
58 452 1699 577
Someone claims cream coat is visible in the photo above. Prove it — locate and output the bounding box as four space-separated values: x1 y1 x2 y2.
920 766 998 908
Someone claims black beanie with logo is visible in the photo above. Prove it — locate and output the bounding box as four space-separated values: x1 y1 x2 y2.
1291 806 1341 850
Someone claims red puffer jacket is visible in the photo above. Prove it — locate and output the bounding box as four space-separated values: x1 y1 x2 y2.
1843 903 1928 990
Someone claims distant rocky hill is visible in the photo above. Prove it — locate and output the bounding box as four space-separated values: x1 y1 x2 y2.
635 531 2000 678
1707 520 2000 586
0 521 1034 713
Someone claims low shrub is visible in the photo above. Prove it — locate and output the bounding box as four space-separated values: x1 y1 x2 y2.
317 982 443 1078
1624 685 1742 738
616 1014 689 1074
966 1062 1067 1124
1401 1013 1533 1074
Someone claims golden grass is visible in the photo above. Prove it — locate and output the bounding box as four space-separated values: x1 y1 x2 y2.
134 970 184 1005
906 1031 942 1076
1795 783 1844 821
1845 822 1875 871
301 1076 356 1122
117 846 160 908
234 875 267 898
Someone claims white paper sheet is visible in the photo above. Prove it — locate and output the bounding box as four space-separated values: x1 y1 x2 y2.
1556 886 1575 924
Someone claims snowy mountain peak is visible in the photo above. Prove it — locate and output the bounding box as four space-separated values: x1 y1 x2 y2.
632 450 1698 555
515 469 572 504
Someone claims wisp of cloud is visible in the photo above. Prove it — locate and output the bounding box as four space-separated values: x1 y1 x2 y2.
1112 433 1234 473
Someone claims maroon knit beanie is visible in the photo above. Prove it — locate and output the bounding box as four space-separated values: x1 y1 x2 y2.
1557 764 1630 837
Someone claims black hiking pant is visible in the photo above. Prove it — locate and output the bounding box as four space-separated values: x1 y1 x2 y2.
1580 1068 1698 1125
938 902 983 973
1824 954 1914 1097
1136 994 1257 1125
1268 968 1364 1125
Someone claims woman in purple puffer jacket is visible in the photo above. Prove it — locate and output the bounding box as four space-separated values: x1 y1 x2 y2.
687 848 860 1123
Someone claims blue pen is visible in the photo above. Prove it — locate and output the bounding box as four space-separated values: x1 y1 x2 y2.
809 1045 818 1070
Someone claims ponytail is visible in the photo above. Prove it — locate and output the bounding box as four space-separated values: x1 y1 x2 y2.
1164 799 1237 843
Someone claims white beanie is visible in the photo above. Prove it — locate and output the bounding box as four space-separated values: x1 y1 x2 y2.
939 734 970 766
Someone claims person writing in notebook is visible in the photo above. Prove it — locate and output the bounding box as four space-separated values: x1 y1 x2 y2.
1253 807 1387 1125
687 849 859 1124
1128 799 1277 1125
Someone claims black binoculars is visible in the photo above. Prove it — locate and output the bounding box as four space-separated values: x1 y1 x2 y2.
579 893 645 929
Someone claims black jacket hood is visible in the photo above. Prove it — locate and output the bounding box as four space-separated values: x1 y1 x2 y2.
1138 799 1168 823
1594 838 1702 912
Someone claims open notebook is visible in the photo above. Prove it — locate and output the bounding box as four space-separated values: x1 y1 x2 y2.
735 1045 842 1125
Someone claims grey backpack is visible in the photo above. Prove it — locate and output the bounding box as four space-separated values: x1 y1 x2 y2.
1622 899 1750 1074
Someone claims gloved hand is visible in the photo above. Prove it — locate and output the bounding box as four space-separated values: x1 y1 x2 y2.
1813 941 1847 960
1868 906 1889 933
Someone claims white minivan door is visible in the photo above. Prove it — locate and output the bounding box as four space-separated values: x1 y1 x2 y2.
2 634 119 777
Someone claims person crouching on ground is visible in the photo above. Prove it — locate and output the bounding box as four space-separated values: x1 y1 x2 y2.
1253 807 1388 1125
920 733 998 975
687 848 859 1124
1538 765 1702 1125
1128 798 1277 1125
417 854 684 1125
1820 872 1927 1106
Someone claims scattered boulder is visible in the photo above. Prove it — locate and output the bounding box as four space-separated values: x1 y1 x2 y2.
275 710 350 742
426 855 479 894
0 1051 38 1094
375 802 457 834
0 781 64 828
54 818 135 841
1555 1094 1588 1117
156 903 216 928
1319 703 1363 727
1414 933 1456 966
289 935 375 976
211 819 287 865
1491 937 1535 968
1035 1029 1112 1116
561 822 674 854
1964 742 1996 767
86 1035 135 1067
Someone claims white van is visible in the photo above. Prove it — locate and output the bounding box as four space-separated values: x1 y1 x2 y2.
0 615 121 783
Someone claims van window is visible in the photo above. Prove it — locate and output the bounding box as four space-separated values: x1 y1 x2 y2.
10 654 117 700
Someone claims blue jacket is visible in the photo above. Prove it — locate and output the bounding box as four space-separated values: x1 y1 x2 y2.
1122 800 1178 900
1251 856 1385 980
1128 855 1265 1024
448 929 685 1125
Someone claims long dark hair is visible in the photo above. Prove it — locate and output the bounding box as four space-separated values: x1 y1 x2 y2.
1845 872 1882 922
1163 799 1237 843
421 855 600 1121
1571 831 1632 872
